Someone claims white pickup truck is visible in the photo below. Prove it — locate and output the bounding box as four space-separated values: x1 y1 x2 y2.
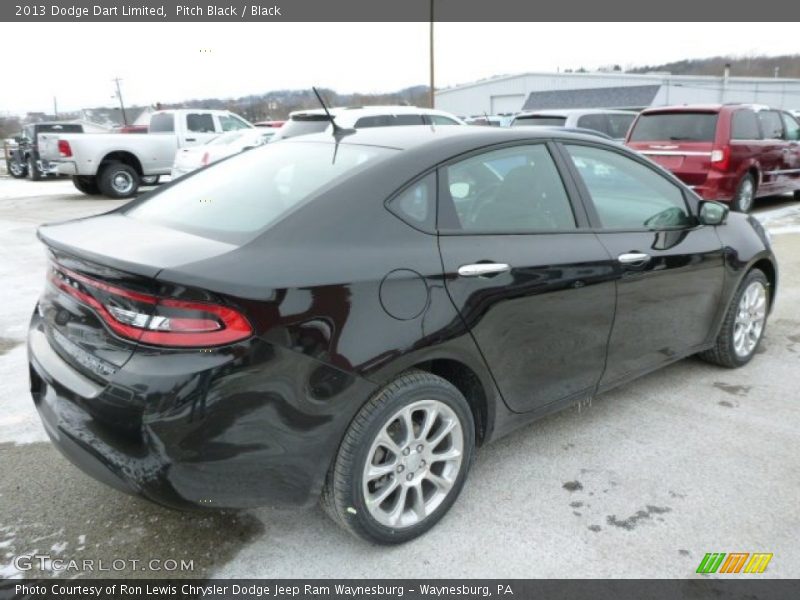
39 109 254 198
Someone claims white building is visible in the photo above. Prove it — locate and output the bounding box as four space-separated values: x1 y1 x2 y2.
435 71 800 117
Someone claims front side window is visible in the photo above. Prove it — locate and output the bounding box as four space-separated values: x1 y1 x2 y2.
219 114 251 131
186 113 216 133
126 142 394 243
757 110 785 140
442 144 576 232
731 109 761 140
511 115 567 128
576 114 609 136
427 115 460 126
781 113 800 141
566 144 693 230
606 114 636 139
354 114 426 128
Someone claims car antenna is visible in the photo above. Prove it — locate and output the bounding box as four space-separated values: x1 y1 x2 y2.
312 87 354 139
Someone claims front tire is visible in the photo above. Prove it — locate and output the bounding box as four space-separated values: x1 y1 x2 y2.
72 176 100 195
97 162 139 199
7 160 28 178
322 371 475 544
700 269 769 368
731 174 756 213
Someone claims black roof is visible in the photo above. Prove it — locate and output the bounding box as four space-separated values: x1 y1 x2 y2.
522 85 661 111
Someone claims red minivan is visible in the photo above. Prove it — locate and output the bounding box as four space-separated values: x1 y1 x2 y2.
626 104 800 212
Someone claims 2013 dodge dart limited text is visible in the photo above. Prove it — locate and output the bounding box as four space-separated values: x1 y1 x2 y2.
27 126 777 544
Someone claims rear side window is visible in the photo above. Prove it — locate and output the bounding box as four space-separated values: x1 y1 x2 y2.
441 144 576 232
149 113 175 133
354 114 426 128
187 113 216 133
758 110 785 140
576 114 609 136
731 109 761 140
629 112 718 142
512 116 567 128
566 144 692 230
126 142 394 243
387 172 436 231
782 113 800 141
38 124 83 134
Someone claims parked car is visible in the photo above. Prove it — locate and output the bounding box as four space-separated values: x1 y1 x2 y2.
29 126 776 544
464 115 513 127
510 109 637 141
626 104 800 212
271 106 464 141
6 122 86 180
38 109 254 198
171 128 275 179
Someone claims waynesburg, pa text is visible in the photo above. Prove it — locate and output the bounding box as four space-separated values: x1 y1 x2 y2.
15 583 511 598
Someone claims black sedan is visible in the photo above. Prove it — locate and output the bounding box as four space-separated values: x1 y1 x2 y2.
28 126 776 544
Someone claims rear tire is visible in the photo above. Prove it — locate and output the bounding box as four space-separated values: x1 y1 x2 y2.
322 371 475 545
7 160 28 178
97 162 139 199
699 269 769 368
72 176 101 195
731 174 755 213
27 156 42 181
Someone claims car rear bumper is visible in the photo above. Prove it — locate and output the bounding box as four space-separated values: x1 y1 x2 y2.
48 161 78 176
682 170 738 203
28 310 377 510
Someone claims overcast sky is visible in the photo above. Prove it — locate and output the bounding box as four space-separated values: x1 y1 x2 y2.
1 22 798 114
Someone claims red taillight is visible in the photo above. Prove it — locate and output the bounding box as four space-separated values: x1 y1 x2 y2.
57 140 72 158
201 152 210 166
48 263 252 347
710 145 730 171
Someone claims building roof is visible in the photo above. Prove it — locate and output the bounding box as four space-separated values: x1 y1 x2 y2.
522 85 661 110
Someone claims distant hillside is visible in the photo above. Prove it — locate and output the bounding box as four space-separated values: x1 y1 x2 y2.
629 55 800 78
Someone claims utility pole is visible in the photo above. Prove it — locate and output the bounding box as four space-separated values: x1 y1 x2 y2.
113 77 128 125
53 96 58 120
429 0 435 108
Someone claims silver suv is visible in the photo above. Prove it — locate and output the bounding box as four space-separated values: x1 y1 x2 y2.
510 108 637 140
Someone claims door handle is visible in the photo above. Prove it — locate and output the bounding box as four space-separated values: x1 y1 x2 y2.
457 263 511 277
617 252 651 266
185 138 196 142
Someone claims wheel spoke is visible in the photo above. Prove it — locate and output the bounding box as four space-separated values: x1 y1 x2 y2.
401 408 416 446
431 446 462 463
411 483 427 520
419 406 439 442
424 472 454 494
367 477 399 507
365 462 397 481
386 486 409 526
428 419 456 449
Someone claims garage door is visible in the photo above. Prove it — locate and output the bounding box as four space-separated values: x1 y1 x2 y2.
491 94 525 114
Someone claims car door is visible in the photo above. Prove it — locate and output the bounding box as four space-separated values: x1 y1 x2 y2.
780 112 800 191
558 142 726 389
755 109 787 195
437 142 616 413
182 112 219 147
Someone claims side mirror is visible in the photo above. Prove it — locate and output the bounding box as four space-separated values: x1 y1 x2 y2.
699 201 729 226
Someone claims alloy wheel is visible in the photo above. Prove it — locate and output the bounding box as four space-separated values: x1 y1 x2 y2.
362 399 464 529
733 280 766 358
737 178 754 212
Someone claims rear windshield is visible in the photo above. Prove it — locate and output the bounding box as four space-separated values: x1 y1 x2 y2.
149 113 175 133
37 124 83 133
278 116 331 139
125 142 394 243
512 116 567 128
629 112 718 142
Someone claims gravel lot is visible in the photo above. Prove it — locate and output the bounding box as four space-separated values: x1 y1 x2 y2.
1 176 798 579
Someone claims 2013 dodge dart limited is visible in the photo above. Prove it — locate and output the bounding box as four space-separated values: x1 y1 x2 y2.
28 126 776 544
